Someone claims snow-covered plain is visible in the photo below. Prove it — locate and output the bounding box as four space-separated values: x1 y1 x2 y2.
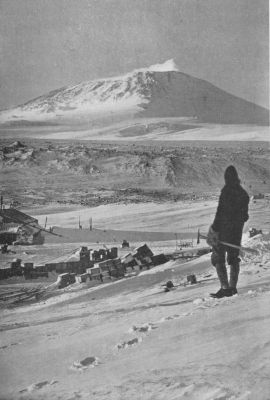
1 120 268 142
32 197 269 234
32 200 217 232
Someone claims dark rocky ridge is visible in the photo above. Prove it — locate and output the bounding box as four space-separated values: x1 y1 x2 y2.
0 140 269 209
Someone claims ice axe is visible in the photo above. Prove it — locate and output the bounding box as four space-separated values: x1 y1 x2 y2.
197 229 258 256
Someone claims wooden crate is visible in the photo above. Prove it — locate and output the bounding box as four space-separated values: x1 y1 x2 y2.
75 273 90 283
151 254 168 266
89 266 101 277
134 244 153 258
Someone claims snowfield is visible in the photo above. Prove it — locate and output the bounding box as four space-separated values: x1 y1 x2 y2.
32 200 217 231
0 233 270 400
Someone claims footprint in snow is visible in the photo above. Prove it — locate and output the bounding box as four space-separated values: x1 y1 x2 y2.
116 337 143 350
158 314 184 323
0 342 21 350
129 323 156 333
19 380 58 393
71 356 100 371
164 314 181 320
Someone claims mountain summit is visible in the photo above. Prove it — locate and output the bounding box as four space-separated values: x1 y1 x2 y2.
0 60 269 126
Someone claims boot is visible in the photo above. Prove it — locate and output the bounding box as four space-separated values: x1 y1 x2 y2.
210 288 233 298
210 263 232 298
229 263 240 294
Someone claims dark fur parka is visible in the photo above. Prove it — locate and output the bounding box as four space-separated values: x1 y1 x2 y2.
212 167 249 245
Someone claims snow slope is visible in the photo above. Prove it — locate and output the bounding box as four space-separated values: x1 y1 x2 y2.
0 234 270 400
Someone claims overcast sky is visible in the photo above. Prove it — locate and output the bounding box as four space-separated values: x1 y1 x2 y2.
0 0 268 109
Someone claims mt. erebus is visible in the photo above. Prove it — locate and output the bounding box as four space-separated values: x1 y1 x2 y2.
0 59 269 126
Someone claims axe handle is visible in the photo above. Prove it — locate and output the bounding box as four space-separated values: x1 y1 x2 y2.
198 233 257 255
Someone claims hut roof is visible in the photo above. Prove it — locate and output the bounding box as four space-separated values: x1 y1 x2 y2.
0 208 38 225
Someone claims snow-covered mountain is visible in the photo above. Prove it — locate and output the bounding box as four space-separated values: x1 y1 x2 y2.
0 59 269 126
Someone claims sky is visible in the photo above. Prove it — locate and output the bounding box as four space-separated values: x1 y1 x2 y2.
0 0 268 110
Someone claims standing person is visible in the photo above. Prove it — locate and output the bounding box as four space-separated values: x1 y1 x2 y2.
207 166 249 298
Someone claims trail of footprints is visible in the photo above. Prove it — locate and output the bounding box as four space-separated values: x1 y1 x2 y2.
115 314 189 351
90 289 263 355
18 315 188 393
18 288 265 394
